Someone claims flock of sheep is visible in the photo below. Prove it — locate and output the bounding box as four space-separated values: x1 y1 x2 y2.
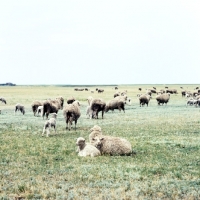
0 86 200 157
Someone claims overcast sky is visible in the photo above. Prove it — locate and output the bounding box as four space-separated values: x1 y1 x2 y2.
1 1 200 85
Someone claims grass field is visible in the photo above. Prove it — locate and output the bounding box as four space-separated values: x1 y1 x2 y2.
0 85 200 199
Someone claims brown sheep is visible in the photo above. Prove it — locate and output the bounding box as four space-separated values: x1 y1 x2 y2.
63 100 81 130
42 96 64 119
156 93 170 105
67 96 76 104
90 98 106 119
138 94 151 107
31 100 43 116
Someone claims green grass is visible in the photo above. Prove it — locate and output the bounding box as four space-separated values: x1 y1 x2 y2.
0 85 200 199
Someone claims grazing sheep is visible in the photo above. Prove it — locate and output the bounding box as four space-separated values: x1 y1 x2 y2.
181 91 186 97
90 135 132 156
31 100 43 116
67 96 76 104
138 94 151 107
185 92 193 98
138 88 142 91
166 89 178 94
42 113 57 137
98 89 104 93
87 96 93 105
186 98 197 107
36 106 43 117
0 97 6 104
113 91 120 98
153 87 156 90
156 93 170 105
85 88 89 91
147 89 156 93
63 100 81 130
43 96 64 119
76 137 101 157
15 103 25 115
86 105 97 119
105 98 125 113
115 86 118 90
89 98 106 119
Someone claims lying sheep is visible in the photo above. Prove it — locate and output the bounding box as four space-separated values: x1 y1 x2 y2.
63 100 81 130
36 106 43 117
43 96 64 119
76 137 101 157
42 113 57 137
89 125 103 142
89 125 132 155
90 135 132 156
15 103 25 115
31 100 43 116
156 93 170 105
0 97 6 104
138 94 151 107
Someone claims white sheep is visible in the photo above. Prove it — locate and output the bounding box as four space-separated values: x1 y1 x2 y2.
76 137 101 157
42 113 57 137
36 106 43 117
86 105 97 119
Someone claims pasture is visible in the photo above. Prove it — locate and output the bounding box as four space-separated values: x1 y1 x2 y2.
0 85 200 199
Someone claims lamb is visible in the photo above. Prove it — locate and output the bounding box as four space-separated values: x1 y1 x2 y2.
15 103 25 115
76 137 101 157
31 100 43 116
36 106 43 117
156 93 170 105
89 98 106 119
67 96 76 104
186 98 197 107
87 96 93 105
90 134 132 156
63 100 81 130
86 105 97 119
43 96 64 119
0 97 6 104
105 97 126 113
138 94 151 107
42 113 57 137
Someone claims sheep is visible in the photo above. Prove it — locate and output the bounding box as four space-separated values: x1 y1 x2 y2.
181 91 186 97
156 93 170 105
186 98 197 107
87 96 93 105
76 137 101 157
138 88 142 91
185 92 193 98
91 90 94 93
166 89 178 94
98 89 104 93
115 86 118 90
42 113 57 137
89 125 103 142
31 100 43 116
0 97 6 104
43 96 64 119
105 98 125 113
36 106 43 117
90 135 132 156
113 91 120 98
85 88 89 91
63 100 81 130
67 96 76 104
86 105 97 119
15 103 25 115
89 98 106 119
138 94 151 107
147 89 156 93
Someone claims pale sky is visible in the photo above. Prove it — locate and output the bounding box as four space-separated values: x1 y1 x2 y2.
1 1 200 85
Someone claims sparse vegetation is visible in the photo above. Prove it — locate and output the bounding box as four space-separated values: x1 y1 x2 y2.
0 85 200 199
